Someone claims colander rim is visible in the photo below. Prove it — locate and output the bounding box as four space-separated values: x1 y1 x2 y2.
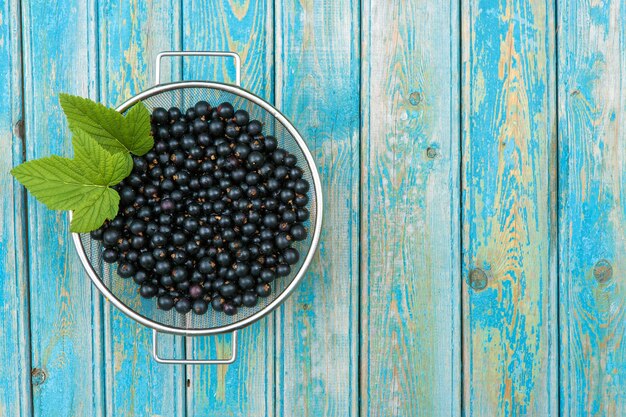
71 80 323 335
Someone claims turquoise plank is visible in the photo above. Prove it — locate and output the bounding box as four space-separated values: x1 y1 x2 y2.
558 0 626 414
0 0 31 415
21 1 104 416
461 0 558 415
182 2 275 416
97 1 186 416
360 0 461 416
274 0 360 416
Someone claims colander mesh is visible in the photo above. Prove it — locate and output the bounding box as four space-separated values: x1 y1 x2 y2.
78 85 317 332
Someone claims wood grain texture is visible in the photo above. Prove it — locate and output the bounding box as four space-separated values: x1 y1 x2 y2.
461 0 558 415
182 1 275 416
97 1 186 416
275 0 360 416
21 1 105 416
9 1 626 414
0 0 31 416
558 0 626 415
360 0 461 416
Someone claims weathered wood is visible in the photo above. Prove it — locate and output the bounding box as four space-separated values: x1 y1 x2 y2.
461 0 558 415
0 0 32 416
275 0 360 416
12 1 626 414
182 2 275 416
360 0 461 416
558 0 626 414
97 2 186 416
21 1 104 416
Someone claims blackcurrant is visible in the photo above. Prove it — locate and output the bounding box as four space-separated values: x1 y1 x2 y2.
192 299 208 315
138 253 156 269
131 236 147 249
234 109 249 126
133 270 148 284
295 194 309 207
217 102 235 119
102 248 118 263
175 298 192 314
209 120 225 137
256 283 271 298
168 107 182 121
118 262 136 278
90 229 104 241
296 208 310 222
155 260 172 275
196 257 214 274
194 101 210 117
283 248 300 265
242 292 258 307
238 276 255 290
188 284 204 299
290 224 307 241
193 118 208 134
225 122 239 138
103 228 121 246
140 283 159 298
158 294 175 311
284 154 298 167
260 269 275 283
152 107 169 124
170 121 186 138
222 303 238 316
275 233 291 250
211 297 225 312
247 151 265 168
247 120 262 135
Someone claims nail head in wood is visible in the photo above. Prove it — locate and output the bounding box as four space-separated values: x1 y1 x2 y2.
409 91 422 106
469 268 488 290
593 259 613 283
426 147 439 159
31 368 46 386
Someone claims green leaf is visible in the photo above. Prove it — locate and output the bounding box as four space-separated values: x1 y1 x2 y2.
70 188 120 233
123 103 153 155
72 128 133 185
59 94 153 156
11 156 103 210
11 128 132 232
59 94 127 154
12 93 149 232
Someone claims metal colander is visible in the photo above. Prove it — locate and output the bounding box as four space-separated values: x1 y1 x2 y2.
72 51 323 364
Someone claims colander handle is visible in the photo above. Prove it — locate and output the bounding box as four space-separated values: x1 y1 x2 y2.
151 329 238 365
154 51 242 86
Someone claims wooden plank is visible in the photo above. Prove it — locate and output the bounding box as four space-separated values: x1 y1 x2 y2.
274 0 360 416
0 0 32 415
21 1 105 416
360 0 461 416
461 0 558 415
182 2 275 416
97 2 186 416
558 0 626 414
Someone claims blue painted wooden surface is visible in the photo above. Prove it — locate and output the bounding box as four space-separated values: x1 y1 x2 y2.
2 1 625 416
361 0 461 416
558 0 626 415
0 0 31 416
461 0 558 415
22 1 104 416
275 0 360 414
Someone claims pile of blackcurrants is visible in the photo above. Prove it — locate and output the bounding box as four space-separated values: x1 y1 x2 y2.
89 100 310 316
